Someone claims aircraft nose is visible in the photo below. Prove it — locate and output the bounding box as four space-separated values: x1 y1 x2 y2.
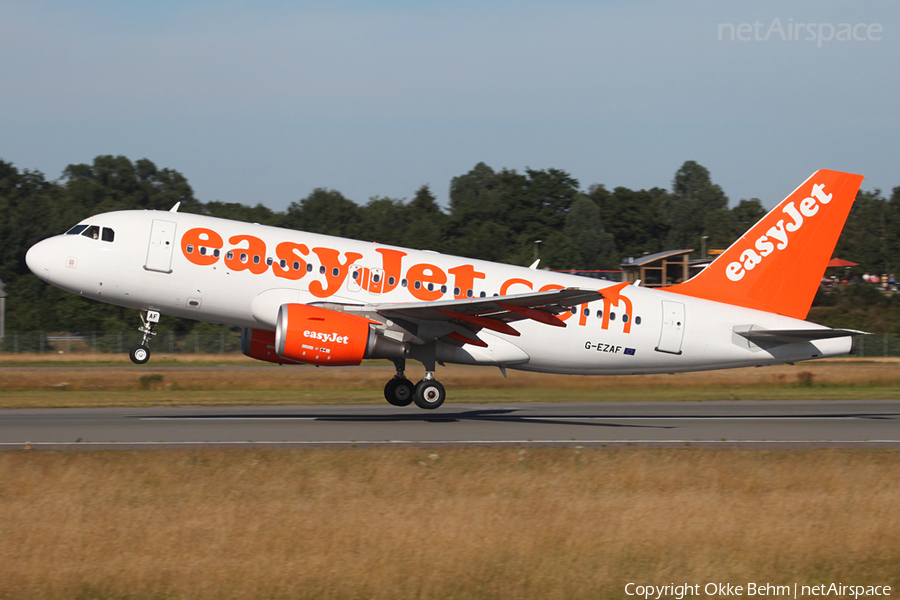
25 239 55 282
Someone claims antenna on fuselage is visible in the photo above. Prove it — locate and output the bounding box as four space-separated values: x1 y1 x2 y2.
169 202 181 213
528 259 540 270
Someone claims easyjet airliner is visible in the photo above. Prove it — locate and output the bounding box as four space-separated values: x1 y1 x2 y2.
25 170 865 409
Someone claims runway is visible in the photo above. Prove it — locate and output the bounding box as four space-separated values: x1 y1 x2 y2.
1 400 899 449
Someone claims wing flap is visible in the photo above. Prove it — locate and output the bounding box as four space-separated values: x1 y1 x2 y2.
376 287 602 323
375 287 604 344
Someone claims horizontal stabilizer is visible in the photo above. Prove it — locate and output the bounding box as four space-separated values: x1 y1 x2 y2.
735 327 868 346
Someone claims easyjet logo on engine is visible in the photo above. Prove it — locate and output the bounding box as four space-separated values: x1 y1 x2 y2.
725 182 833 282
304 330 350 344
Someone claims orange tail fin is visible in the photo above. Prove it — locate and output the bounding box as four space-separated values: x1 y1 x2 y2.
666 170 863 319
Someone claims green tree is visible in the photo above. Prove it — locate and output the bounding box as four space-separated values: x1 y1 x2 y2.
203 201 279 225
563 195 616 269
447 163 581 265
403 185 446 251
660 161 729 250
358 197 410 246
280 188 361 239
834 190 894 274
590 185 665 260
61 155 201 215
446 163 513 261
731 198 766 235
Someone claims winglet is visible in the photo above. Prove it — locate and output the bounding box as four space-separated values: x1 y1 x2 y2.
666 170 864 319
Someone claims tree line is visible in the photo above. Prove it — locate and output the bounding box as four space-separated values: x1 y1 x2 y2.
1 155 897 336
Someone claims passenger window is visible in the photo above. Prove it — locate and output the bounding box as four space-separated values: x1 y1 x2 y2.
81 225 101 240
101 228 115 242
66 224 88 235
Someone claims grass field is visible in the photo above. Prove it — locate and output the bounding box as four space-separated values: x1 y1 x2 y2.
2 358 897 599
0 448 897 600
1 356 900 407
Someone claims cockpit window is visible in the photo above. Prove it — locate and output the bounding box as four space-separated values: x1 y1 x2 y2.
66 224 88 235
101 228 115 242
82 225 101 240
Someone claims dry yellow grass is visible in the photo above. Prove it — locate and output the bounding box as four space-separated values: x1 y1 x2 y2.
0 448 897 599
2 359 900 392
2 359 900 407
0 352 263 365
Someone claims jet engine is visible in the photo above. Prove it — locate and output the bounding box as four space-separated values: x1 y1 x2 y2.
241 328 305 365
274 303 408 366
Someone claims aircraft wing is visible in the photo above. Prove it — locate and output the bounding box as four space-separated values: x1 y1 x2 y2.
371 287 604 345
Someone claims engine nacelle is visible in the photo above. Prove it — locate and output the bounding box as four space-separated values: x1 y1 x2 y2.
241 328 305 365
275 303 408 366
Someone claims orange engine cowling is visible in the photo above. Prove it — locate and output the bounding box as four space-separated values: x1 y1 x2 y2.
241 328 305 365
275 303 408 366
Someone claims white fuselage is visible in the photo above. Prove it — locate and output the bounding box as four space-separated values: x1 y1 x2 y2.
25 210 852 375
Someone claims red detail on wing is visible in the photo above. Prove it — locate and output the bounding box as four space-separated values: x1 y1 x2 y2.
445 331 488 347
496 303 567 328
435 309 521 336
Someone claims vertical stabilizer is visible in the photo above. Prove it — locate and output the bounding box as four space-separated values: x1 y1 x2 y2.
666 170 863 319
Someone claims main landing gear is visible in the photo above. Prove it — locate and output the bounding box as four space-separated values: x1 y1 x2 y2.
383 358 446 410
129 310 160 365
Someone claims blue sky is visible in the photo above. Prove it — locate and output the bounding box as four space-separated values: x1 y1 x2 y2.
2 0 897 211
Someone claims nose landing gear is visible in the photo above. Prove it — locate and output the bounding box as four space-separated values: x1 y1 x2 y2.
129 310 160 365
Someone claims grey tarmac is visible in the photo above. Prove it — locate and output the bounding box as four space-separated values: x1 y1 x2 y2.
1 400 899 450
